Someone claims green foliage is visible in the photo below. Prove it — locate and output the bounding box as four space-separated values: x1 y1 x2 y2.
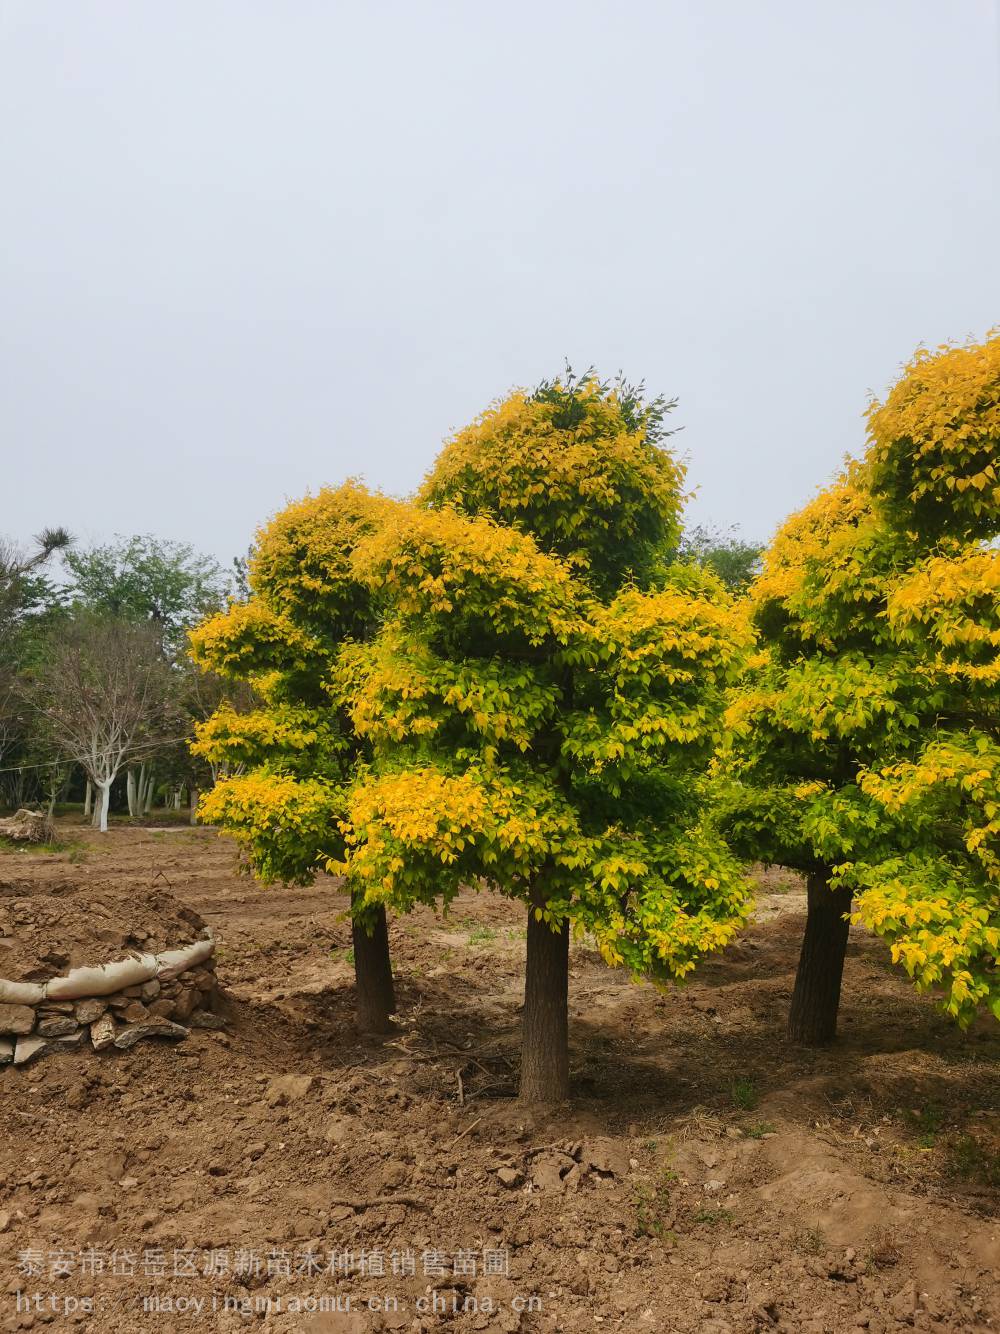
730 1077 758 1110
675 524 763 592
633 1166 679 1239
64 534 229 649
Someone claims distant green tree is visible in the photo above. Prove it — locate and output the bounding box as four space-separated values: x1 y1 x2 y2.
0 529 72 801
676 524 762 592
63 535 229 650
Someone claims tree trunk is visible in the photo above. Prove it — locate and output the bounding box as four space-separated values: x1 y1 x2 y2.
143 771 154 815
83 780 92 818
97 780 112 834
351 898 395 1033
126 769 137 818
189 789 199 825
519 892 570 1104
787 869 853 1046
173 788 181 811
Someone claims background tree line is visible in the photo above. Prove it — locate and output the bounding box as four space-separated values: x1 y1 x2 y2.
0 532 253 828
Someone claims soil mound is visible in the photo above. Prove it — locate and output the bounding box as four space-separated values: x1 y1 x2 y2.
0 877 206 981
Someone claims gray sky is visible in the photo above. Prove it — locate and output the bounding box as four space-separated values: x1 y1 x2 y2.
3 1 999 566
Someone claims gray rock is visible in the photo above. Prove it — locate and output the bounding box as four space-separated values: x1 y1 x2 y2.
113 1020 188 1049
13 1035 49 1066
37 1016 80 1038
0 1003 36 1036
90 1014 117 1051
188 1011 226 1030
74 998 108 1024
0 1038 13 1066
57 1030 85 1048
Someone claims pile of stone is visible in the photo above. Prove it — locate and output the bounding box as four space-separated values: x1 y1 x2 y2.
0 933 223 1068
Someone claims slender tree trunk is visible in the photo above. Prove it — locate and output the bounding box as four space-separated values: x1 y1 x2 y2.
520 889 570 1104
143 771 154 816
189 789 199 825
351 896 395 1033
126 769 137 818
97 780 112 834
173 788 181 811
83 780 92 818
788 869 853 1046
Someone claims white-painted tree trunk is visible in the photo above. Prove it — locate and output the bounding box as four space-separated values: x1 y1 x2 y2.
126 768 138 818
97 780 112 833
83 781 92 818
173 788 181 811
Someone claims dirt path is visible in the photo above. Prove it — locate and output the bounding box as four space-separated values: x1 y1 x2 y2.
0 824 997 1332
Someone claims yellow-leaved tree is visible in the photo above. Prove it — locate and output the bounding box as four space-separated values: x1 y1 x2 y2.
721 332 1000 1042
190 372 753 1097
189 482 403 1031
336 372 754 1102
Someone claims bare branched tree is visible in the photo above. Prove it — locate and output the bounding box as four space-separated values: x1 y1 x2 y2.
30 616 179 831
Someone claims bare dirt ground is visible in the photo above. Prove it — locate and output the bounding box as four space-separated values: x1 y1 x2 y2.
0 821 997 1333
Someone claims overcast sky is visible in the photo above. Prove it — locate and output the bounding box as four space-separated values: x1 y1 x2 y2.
3 1 999 567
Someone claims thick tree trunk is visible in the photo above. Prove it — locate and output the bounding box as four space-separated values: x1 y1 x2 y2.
351 899 395 1033
519 893 570 1104
787 869 853 1045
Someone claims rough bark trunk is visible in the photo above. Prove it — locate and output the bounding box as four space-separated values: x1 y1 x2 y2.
519 892 570 1104
787 869 853 1046
351 899 395 1033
